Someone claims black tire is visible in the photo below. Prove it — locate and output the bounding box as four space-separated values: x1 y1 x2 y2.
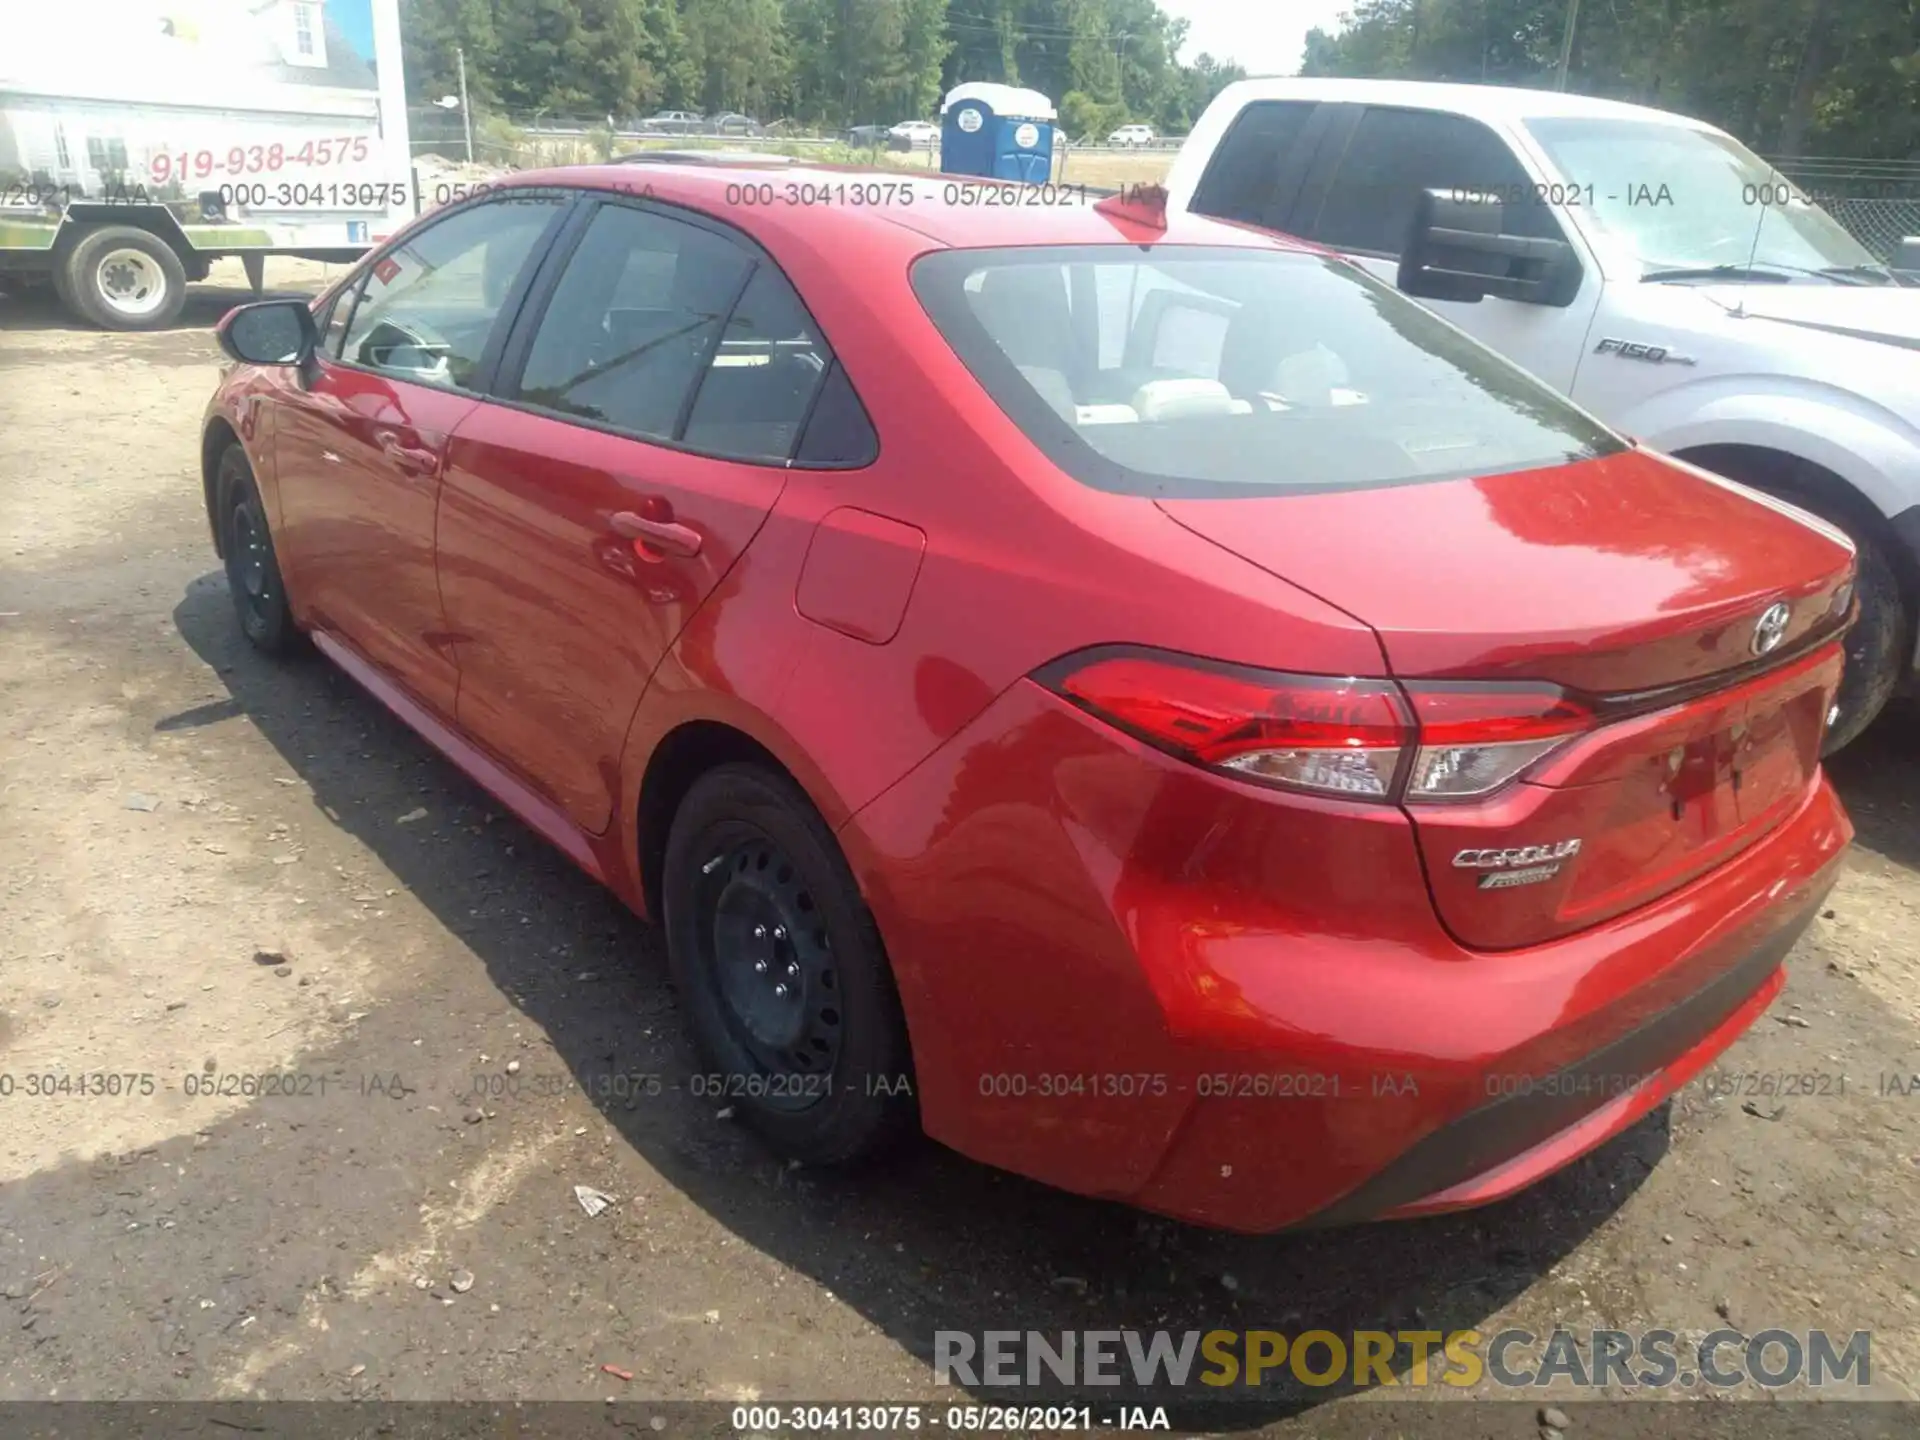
218 446 300 655
662 763 916 1166
49 251 76 311
1696 452 1910 756
1823 527 1908 755
62 225 187 330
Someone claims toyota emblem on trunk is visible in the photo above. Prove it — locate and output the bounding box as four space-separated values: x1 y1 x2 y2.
1752 602 1792 656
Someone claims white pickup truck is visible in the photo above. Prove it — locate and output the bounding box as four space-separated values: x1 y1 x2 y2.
1164 78 1920 752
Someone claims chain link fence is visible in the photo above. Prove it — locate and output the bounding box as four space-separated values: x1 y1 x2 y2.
1766 157 1920 262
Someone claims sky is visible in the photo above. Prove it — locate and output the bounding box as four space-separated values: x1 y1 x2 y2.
1158 0 1352 76
327 0 378 62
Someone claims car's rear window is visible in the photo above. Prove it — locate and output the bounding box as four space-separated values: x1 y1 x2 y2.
911 245 1623 498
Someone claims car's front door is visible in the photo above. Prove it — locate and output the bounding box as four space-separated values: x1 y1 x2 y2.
272 195 567 718
436 196 835 833
1280 105 1603 392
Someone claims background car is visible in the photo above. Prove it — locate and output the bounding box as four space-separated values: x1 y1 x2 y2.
705 113 764 137
204 162 1855 1236
888 119 941 146
1108 123 1156 146
639 110 704 135
846 124 891 147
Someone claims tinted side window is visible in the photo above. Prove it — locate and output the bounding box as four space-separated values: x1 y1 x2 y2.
1303 108 1560 256
1189 101 1318 229
681 264 832 461
795 363 878 467
516 204 753 440
340 197 562 389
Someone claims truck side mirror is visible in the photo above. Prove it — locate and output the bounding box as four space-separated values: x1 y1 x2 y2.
1398 188 1580 307
1893 236 1920 281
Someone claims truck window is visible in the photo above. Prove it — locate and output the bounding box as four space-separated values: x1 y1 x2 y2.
1302 107 1559 257
1188 101 1319 230
1523 116 1882 276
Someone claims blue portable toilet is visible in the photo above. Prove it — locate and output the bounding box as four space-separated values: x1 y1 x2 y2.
940 82 1058 184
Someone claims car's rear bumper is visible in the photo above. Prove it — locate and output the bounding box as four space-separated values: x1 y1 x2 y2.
1297 904 1805 1226
843 680 1851 1233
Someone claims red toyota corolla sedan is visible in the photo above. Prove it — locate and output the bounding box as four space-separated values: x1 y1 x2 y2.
202 161 1855 1232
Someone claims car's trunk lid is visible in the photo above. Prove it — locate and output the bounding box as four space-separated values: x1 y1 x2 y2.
1157 448 1856 949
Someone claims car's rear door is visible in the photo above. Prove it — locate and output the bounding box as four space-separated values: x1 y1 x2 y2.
271 194 567 718
436 193 836 834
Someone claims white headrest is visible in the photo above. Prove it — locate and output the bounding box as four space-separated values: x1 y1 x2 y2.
1131 378 1238 422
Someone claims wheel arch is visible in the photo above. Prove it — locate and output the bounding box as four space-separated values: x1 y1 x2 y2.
56 206 198 276
633 719 802 923
620 649 878 913
201 418 242 560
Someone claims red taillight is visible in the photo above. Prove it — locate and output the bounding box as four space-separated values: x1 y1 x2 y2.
1400 682 1594 801
1038 649 1593 803
1048 653 1408 799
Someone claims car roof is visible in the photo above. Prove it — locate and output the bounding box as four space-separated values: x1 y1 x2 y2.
505 160 1318 253
1209 76 1721 130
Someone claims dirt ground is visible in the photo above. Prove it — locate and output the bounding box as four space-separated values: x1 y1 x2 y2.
0 258 1916 1433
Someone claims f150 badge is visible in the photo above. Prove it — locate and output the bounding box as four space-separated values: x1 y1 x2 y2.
1454 839 1582 890
1594 337 1697 366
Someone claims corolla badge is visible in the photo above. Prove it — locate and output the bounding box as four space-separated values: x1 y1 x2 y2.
1752 601 1792 656
1454 839 1582 892
1453 840 1582 869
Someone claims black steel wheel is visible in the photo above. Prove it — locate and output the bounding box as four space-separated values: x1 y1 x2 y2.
663 763 916 1165
219 446 299 654
698 830 844 1106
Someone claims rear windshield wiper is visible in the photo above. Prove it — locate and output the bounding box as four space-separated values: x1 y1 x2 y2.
1640 261 1873 285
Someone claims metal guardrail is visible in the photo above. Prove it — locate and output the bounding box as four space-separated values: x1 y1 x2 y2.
425 113 1189 146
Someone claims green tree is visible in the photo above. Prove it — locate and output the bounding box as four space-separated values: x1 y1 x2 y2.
683 0 788 114
1298 0 1920 161
400 0 499 106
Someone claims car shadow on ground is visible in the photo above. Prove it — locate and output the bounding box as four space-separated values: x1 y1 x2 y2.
0 278 313 334
172 573 1666 1424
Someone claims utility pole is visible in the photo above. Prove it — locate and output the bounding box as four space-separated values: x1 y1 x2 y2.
1554 0 1582 91
457 45 473 163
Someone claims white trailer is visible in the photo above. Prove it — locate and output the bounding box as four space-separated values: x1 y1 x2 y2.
0 0 416 328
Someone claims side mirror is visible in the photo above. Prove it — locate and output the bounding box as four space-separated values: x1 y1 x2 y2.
1397 188 1581 307
216 299 317 366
